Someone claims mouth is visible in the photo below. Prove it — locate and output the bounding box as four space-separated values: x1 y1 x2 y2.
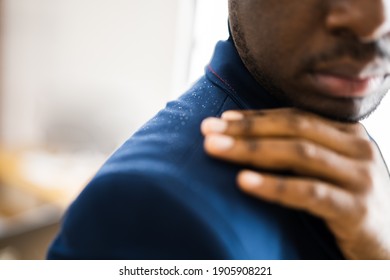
308 72 386 98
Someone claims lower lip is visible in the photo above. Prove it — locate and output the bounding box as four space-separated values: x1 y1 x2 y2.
309 73 383 98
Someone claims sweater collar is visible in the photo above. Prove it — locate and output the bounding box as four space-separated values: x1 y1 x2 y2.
206 37 284 110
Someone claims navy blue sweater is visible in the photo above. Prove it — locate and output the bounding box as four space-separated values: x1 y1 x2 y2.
47 38 344 259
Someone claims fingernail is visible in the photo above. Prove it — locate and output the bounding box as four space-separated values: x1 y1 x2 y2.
222 111 244 120
207 135 234 151
240 171 263 188
201 118 227 133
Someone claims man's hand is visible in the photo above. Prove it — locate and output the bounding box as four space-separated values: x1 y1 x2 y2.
201 108 390 259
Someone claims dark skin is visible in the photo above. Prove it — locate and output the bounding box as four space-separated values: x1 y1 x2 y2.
229 0 390 122
202 0 390 259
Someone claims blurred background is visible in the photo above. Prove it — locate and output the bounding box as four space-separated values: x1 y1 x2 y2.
0 0 389 259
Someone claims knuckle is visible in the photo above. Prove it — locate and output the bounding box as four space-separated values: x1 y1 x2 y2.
245 139 260 153
308 181 327 202
357 164 375 191
277 108 313 134
351 123 368 137
354 197 368 218
343 195 368 223
253 110 267 117
290 116 311 133
275 177 287 195
358 140 376 160
294 141 317 160
241 141 262 166
239 118 255 134
337 123 362 135
337 122 358 133
304 181 330 210
306 182 340 214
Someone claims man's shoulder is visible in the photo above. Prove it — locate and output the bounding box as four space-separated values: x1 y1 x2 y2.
99 77 241 176
48 166 238 259
70 76 241 225
46 78 244 259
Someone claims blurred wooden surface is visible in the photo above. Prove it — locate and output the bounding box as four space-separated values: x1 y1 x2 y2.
0 222 59 260
0 149 73 209
0 147 102 259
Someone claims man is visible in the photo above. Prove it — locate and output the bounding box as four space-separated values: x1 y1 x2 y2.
48 0 390 259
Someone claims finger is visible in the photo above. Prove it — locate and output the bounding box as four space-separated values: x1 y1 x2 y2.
222 109 370 139
237 170 356 220
202 111 372 159
222 108 350 130
204 135 365 188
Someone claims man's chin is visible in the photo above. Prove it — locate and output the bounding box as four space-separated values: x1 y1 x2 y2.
287 96 377 123
307 102 381 123
254 73 386 123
